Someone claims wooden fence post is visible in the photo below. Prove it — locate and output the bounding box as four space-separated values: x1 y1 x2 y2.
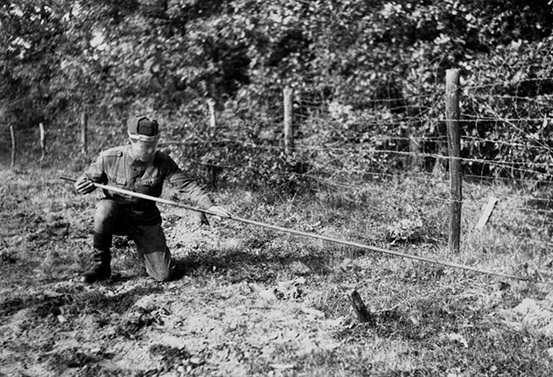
207 98 217 138
81 110 88 155
446 69 462 253
348 290 374 324
409 135 421 171
283 86 294 154
10 125 16 167
39 122 46 161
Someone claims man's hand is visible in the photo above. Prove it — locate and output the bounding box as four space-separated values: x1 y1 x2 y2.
207 205 233 219
74 176 96 195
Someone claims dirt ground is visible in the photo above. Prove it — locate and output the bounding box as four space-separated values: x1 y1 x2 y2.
0 173 350 376
1 273 344 376
2 169 553 376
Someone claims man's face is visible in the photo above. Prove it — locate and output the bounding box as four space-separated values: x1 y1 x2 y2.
130 138 158 163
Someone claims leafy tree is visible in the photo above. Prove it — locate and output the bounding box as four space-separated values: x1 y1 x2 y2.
1 0 65 126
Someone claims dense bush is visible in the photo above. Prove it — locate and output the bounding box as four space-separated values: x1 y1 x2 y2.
165 131 316 198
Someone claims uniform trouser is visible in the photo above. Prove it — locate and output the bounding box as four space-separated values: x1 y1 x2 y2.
93 199 174 281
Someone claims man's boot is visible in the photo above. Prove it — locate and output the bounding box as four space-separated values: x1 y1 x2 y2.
81 250 111 284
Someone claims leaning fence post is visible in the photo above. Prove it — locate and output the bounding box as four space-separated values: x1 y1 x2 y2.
446 69 462 253
409 134 421 171
476 197 498 231
283 86 294 155
10 125 16 167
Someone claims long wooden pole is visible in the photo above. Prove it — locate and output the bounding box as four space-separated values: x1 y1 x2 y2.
446 69 462 253
60 176 527 281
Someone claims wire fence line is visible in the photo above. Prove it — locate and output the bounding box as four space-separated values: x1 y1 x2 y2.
176 141 553 228
10 124 553 150
155 138 553 180
3 71 553 217
2 143 553 250
5 120 553 181
8 127 552 214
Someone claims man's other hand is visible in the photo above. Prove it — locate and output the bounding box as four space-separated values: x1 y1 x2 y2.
75 176 96 194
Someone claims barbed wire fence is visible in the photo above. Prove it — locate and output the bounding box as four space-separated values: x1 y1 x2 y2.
3 68 553 257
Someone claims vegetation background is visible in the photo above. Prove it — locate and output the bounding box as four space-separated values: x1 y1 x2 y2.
2 0 553 376
4 0 553 183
